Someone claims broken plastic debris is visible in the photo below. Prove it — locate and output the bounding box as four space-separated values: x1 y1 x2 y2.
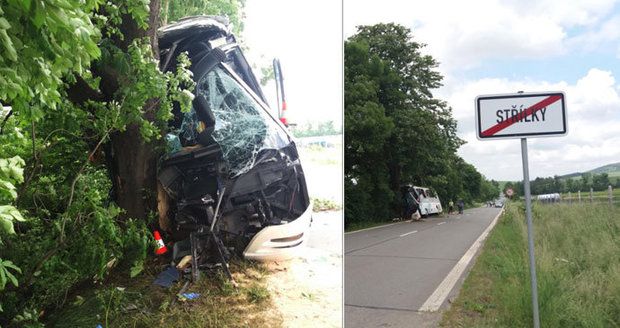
179 292 201 301
176 255 192 270
165 133 182 153
153 266 180 288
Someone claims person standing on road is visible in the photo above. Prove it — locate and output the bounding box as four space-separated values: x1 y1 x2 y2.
402 187 415 221
457 199 464 214
448 200 454 214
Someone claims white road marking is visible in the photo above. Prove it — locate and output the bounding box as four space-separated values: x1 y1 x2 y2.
399 230 418 237
419 209 504 312
437 222 446 226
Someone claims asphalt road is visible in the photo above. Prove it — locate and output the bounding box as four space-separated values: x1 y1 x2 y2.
345 207 502 328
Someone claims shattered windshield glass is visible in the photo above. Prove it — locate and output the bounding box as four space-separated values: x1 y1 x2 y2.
195 66 289 176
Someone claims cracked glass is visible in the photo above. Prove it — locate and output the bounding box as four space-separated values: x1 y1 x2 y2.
196 66 289 176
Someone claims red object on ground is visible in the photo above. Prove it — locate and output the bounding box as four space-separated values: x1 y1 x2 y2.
153 230 168 255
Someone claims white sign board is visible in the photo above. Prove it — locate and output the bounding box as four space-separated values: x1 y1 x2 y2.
475 92 567 140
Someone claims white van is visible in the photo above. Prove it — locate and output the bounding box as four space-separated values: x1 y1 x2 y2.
413 186 443 216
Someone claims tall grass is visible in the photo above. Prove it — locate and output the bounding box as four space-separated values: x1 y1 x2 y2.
442 202 620 327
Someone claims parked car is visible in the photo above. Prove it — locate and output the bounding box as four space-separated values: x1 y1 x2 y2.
157 16 312 262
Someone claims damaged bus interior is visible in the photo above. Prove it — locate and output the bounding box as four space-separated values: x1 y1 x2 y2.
156 16 312 281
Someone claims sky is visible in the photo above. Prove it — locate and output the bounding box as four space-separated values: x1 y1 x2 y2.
242 0 342 128
345 0 620 181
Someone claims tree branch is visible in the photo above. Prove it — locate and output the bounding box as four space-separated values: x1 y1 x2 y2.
0 109 12 134
65 74 105 105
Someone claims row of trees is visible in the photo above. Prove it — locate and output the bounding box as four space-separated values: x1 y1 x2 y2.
504 172 618 196
0 0 243 322
344 24 498 227
292 120 342 138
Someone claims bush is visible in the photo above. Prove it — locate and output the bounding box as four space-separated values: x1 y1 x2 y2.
0 168 150 323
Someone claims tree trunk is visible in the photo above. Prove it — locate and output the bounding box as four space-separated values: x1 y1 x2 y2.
108 0 162 221
110 126 159 220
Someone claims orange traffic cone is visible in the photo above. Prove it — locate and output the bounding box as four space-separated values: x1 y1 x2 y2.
153 230 168 255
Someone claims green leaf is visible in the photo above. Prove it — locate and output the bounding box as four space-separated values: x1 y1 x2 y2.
32 6 45 28
5 269 17 287
0 216 16 234
0 30 17 62
0 264 6 289
0 180 17 200
1 260 20 273
0 18 10 30
21 0 32 11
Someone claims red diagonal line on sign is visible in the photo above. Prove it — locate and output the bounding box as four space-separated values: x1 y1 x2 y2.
481 95 562 137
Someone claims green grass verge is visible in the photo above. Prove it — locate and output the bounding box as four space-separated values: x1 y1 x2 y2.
561 188 620 199
441 202 620 327
44 260 281 328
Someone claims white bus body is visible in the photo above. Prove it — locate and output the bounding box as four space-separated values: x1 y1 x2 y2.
413 186 443 216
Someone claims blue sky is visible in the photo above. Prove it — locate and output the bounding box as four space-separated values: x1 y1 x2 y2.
463 54 619 84
346 0 620 181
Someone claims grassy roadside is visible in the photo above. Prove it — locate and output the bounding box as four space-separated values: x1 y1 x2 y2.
43 259 282 328
561 188 620 198
441 202 620 327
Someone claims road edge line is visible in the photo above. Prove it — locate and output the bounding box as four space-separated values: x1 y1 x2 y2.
419 208 504 312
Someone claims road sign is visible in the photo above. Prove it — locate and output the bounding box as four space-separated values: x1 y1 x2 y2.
506 188 514 197
473 90 568 328
475 92 567 140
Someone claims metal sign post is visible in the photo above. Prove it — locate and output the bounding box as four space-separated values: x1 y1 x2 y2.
475 91 568 328
520 138 540 328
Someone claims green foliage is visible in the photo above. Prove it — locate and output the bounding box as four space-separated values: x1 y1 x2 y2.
11 307 44 327
292 121 342 138
0 0 243 322
503 171 615 198
443 202 620 327
0 156 24 204
0 259 20 290
162 0 246 34
245 283 269 304
0 153 25 313
0 0 101 121
345 24 492 226
259 65 274 86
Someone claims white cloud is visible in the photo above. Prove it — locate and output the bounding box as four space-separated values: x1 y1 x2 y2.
345 0 620 73
345 0 620 180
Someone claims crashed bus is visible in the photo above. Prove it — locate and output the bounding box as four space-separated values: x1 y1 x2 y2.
401 185 443 218
156 16 312 271
413 186 442 216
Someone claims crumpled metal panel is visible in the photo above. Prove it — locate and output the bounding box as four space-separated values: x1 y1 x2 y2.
196 67 289 176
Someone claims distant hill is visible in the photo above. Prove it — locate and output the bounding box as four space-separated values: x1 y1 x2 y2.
559 162 620 180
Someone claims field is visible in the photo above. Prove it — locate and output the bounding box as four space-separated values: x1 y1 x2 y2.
298 141 343 206
441 202 620 327
560 187 620 200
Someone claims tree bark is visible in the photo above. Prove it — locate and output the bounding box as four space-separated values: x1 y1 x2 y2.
107 0 162 221
110 126 159 220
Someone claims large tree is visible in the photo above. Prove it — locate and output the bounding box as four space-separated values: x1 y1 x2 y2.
0 0 243 319
345 23 465 224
